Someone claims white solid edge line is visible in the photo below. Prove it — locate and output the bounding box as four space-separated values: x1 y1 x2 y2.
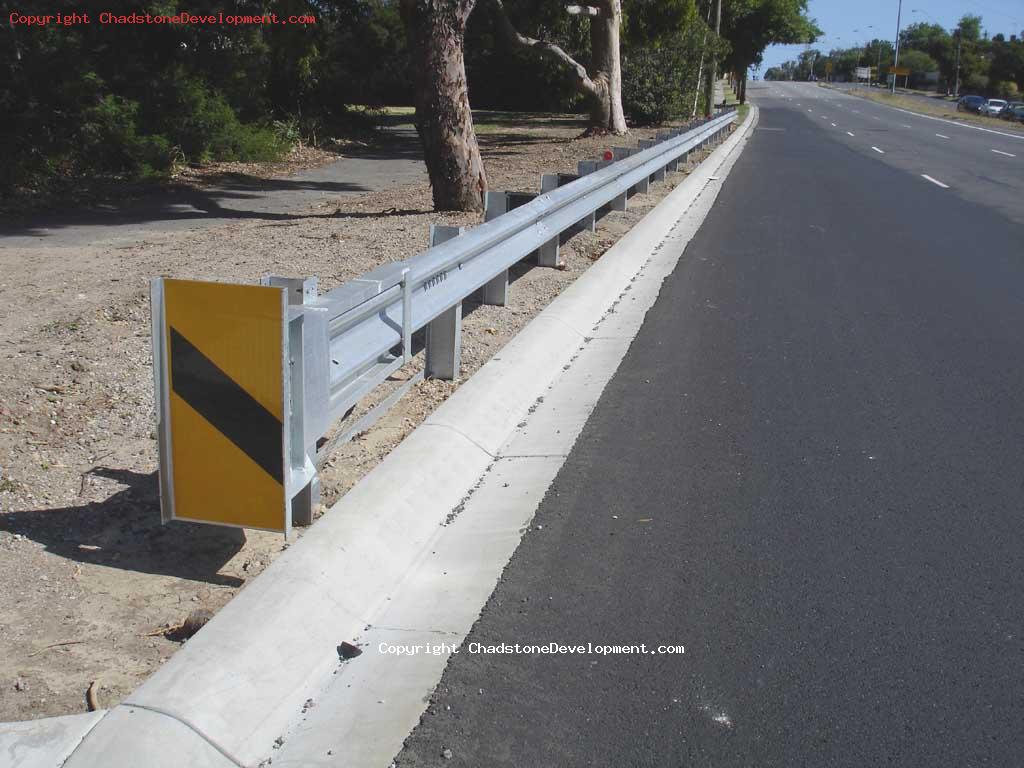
871 146 885 154
991 148 1017 157
921 174 950 188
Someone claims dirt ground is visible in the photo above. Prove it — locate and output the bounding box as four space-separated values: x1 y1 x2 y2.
0 112 733 721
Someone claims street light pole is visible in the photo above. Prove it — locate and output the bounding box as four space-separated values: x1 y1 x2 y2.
891 0 903 95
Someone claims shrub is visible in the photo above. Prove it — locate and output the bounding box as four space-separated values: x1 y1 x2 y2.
151 76 289 164
996 81 1020 99
76 95 173 178
622 49 684 125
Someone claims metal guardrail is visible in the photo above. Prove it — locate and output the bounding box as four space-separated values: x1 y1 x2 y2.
153 109 737 530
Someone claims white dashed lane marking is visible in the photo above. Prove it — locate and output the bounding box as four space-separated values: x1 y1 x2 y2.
992 149 1017 157
847 131 855 137
935 133 950 139
921 174 950 188
871 146 885 154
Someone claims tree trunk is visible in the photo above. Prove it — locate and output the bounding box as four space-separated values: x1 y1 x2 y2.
589 0 627 133
401 0 487 211
739 73 747 104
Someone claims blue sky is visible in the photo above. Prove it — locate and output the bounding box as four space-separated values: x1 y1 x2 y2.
758 0 1024 73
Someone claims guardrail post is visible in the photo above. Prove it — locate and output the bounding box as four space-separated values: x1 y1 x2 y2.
426 225 464 380
484 191 507 222
537 234 560 268
261 274 320 527
637 140 665 184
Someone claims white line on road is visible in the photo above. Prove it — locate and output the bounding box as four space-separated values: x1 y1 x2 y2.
871 146 885 154
873 116 881 120
935 133 950 139
884 104 1024 141
847 131 855 137
991 149 1017 157
901 124 913 128
921 174 950 188
831 122 837 127
853 110 861 114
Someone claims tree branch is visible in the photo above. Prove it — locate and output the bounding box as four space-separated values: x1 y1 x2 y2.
488 0 600 98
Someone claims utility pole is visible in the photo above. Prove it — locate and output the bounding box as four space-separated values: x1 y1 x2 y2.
953 28 961 98
890 0 903 95
704 0 722 118
692 0 714 118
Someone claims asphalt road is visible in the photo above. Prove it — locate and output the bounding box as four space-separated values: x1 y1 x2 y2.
395 83 1024 766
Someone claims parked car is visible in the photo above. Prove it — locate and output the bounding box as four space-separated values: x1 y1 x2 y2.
1000 102 1024 120
957 95 986 113
982 99 1008 116
1003 104 1024 123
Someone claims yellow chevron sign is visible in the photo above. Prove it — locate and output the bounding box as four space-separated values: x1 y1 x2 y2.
152 278 290 532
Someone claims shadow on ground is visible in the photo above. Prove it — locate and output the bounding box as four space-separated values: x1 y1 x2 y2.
0 468 247 586
0 131 426 240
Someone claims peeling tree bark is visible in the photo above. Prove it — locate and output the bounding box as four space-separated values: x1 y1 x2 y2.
401 0 488 211
490 0 627 134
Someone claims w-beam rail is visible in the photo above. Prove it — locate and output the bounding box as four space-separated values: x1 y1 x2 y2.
158 109 737 528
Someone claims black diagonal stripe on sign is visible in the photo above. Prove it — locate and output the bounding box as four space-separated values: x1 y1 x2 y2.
169 327 283 485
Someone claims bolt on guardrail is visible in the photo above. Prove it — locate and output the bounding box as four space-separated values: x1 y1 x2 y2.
150 109 738 533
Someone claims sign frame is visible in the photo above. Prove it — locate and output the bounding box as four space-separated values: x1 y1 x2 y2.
151 277 295 536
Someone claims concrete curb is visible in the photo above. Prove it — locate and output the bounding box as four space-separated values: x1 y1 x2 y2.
2 106 758 768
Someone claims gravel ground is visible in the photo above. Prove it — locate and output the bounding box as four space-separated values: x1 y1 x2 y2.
0 112 733 721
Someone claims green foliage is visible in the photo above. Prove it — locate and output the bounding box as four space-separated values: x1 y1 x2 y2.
76 95 173 178
623 4 720 123
622 49 684 124
898 49 939 88
0 0 406 197
773 12 1024 97
996 81 1020 99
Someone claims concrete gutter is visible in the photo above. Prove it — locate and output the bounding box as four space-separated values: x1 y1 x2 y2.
1 106 758 768
1 712 105 768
